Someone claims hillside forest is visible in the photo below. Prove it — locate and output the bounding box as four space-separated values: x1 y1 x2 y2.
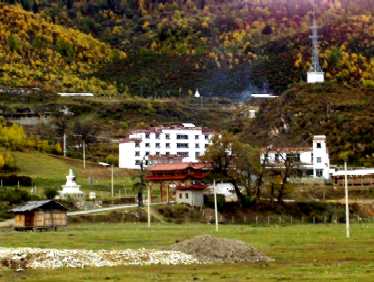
0 0 373 97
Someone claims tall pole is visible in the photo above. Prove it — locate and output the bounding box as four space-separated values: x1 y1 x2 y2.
344 162 350 238
63 133 67 157
83 140 86 169
147 184 151 228
213 179 219 232
111 164 114 198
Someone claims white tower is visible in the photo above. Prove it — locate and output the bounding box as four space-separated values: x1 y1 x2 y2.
312 135 330 179
307 1 325 84
59 168 84 199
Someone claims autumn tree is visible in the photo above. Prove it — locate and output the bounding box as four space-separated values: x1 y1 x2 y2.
203 132 261 206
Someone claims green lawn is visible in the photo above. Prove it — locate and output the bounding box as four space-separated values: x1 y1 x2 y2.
10 151 135 199
0 223 374 281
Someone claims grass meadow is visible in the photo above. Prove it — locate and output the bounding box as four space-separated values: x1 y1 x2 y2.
0 223 374 281
11 151 135 199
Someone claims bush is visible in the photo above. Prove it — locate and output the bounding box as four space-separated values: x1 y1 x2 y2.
204 194 225 211
0 175 32 186
44 187 58 199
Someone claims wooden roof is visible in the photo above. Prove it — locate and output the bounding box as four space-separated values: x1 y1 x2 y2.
11 200 67 213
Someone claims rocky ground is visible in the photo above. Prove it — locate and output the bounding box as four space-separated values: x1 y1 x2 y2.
0 235 272 271
0 248 199 271
171 235 273 263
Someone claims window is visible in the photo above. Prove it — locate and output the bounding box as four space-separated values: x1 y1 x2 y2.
195 152 200 158
195 135 199 140
177 134 188 140
177 143 189 148
166 152 170 156
204 135 209 140
156 152 160 156
145 143 150 148
165 134 170 140
179 193 182 199
145 152 150 156
286 153 300 162
275 153 280 162
316 169 323 177
156 143 160 148
316 142 321 148
135 143 140 148
195 144 200 148
177 152 189 157
185 193 189 199
135 151 140 156
135 160 141 165
145 133 150 139
205 144 208 148
166 143 170 148
316 157 322 163
155 133 160 139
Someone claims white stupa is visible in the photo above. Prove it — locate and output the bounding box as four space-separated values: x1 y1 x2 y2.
58 169 84 199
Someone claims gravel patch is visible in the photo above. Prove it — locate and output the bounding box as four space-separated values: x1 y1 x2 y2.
0 247 200 270
171 235 273 263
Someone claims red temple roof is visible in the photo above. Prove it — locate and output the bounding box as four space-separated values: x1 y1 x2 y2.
176 183 207 191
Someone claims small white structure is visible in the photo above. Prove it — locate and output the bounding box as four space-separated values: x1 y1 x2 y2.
57 92 94 97
261 135 330 180
119 123 214 169
58 169 84 199
176 184 206 207
194 89 201 98
207 183 238 202
88 192 96 200
251 94 277 98
307 72 325 84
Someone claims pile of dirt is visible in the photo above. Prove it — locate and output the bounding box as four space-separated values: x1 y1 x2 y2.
170 235 272 264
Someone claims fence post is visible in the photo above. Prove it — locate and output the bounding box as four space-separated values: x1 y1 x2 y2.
244 216 247 224
267 216 270 225
301 216 304 224
255 216 258 225
313 216 316 224
323 216 326 224
279 216 282 225
290 216 293 225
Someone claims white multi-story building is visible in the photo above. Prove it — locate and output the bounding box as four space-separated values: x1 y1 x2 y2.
260 135 330 180
119 123 214 169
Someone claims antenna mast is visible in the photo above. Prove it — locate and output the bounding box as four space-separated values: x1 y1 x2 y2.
307 0 324 83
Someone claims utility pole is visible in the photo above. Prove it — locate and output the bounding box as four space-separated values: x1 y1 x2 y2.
344 162 350 238
111 164 114 198
213 179 219 232
147 184 151 228
83 140 86 169
63 133 67 157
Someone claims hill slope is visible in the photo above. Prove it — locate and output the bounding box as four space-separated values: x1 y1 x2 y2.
241 83 374 166
0 4 126 94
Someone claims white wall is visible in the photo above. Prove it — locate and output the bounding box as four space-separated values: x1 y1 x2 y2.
260 135 331 180
119 125 213 169
176 190 204 207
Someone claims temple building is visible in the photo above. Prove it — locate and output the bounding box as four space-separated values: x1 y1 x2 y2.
145 162 211 204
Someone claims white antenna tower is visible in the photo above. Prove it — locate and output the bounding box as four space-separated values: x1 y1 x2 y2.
307 0 325 83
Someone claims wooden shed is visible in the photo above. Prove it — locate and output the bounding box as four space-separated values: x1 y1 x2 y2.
11 200 67 231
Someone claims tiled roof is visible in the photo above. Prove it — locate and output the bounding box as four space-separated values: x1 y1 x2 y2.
147 162 210 172
176 183 208 191
264 146 311 153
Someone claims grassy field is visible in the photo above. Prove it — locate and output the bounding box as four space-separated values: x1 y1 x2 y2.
10 151 135 199
0 223 374 281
